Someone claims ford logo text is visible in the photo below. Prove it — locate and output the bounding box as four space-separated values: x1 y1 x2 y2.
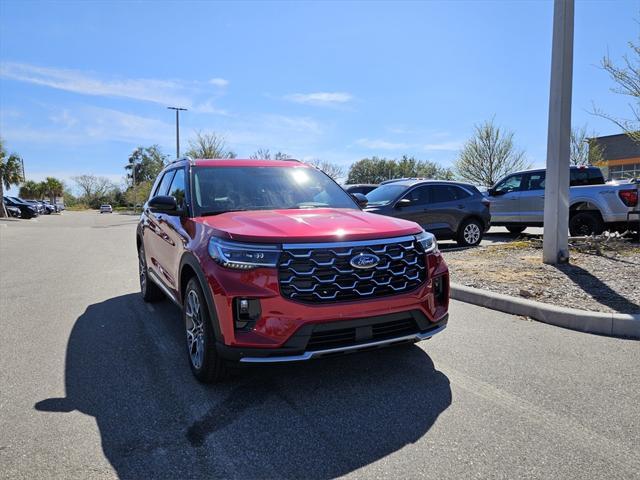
349 253 380 269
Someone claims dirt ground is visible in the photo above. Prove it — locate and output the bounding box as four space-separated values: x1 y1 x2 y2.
443 241 640 314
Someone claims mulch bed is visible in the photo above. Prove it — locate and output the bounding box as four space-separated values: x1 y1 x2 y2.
443 241 640 314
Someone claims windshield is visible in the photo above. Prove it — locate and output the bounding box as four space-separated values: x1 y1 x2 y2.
365 184 407 206
192 166 357 215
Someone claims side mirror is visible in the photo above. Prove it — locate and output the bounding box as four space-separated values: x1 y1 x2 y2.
352 193 368 208
147 195 179 214
396 198 412 208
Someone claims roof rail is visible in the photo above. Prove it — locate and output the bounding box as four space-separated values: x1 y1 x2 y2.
169 156 193 164
380 177 430 185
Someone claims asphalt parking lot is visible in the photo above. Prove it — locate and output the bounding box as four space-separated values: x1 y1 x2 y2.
1 212 639 479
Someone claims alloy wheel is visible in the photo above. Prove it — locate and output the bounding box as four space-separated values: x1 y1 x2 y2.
185 289 205 370
138 252 146 290
463 223 481 245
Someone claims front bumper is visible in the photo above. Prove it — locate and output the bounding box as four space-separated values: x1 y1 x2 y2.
216 312 448 363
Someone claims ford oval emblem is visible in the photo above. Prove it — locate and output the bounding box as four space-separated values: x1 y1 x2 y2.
350 253 380 269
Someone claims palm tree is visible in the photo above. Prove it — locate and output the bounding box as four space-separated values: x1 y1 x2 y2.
19 180 43 199
0 138 24 218
41 177 64 204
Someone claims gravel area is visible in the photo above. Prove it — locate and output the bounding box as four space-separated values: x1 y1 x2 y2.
443 242 640 314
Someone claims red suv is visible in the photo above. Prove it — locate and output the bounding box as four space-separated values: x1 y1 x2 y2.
137 158 449 382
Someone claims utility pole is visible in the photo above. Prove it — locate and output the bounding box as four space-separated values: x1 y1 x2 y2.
20 158 25 181
543 0 574 264
167 107 187 158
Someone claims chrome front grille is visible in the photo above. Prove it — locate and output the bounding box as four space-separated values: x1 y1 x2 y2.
278 235 427 303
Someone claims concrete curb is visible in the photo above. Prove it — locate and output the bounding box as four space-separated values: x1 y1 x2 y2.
450 283 640 339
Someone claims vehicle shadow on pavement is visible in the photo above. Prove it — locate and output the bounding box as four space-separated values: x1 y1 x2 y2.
34 293 451 479
553 264 640 314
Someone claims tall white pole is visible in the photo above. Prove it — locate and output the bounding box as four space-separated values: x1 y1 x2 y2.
543 0 574 264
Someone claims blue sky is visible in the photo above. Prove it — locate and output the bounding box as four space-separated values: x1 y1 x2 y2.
0 0 637 193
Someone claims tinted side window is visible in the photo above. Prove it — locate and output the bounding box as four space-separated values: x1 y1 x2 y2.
494 174 523 194
430 185 459 203
168 168 186 208
588 168 605 185
524 172 546 191
404 186 429 205
154 170 176 197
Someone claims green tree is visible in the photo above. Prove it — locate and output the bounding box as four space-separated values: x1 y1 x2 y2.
125 145 167 185
570 126 605 166
0 138 24 217
19 180 44 199
125 181 153 207
186 131 236 159
593 34 640 143
346 156 454 184
40 177 65 203
454 118 530 187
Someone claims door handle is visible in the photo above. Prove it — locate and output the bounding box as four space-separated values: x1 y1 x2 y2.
457 205 465 209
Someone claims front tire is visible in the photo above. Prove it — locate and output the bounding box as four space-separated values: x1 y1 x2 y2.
138 244 164 302
183 278 228 383
457 218 483 247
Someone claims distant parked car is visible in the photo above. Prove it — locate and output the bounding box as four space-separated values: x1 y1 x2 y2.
343 184 379 196
3 196 38 219
365 179 491 246
55 202 65 211
42 200 58 213
100 204 113 213
23 199 46 214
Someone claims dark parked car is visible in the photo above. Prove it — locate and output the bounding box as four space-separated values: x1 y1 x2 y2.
137 158 449 383
3 196 38 219
364 179 491 247
343 184 379 196
3 201 21 218
23 199 49 214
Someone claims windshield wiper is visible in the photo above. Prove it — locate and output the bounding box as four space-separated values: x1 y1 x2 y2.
199 208 250 217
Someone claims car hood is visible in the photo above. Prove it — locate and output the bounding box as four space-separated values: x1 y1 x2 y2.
193 208 422 243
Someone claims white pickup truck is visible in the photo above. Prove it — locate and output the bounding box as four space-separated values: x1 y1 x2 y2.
487 166 639 236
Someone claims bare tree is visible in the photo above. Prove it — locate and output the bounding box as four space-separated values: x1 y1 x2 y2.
72 174 114 207
454 118 530 186
570 125 605 166
592 34 640 143
186 131 236 159
249 148 291 160
306 159 346 181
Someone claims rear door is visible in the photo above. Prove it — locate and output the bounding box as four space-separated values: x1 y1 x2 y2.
488 173 524 223
519 171 546 223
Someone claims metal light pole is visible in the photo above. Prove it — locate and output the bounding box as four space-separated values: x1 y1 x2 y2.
543 0 574 264
20 158 26 181
167 107 187 158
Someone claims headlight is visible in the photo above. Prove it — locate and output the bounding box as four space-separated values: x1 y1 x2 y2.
415 231 438 253
208 237 281 269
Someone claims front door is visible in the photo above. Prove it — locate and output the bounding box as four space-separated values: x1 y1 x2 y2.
489 173 524 223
